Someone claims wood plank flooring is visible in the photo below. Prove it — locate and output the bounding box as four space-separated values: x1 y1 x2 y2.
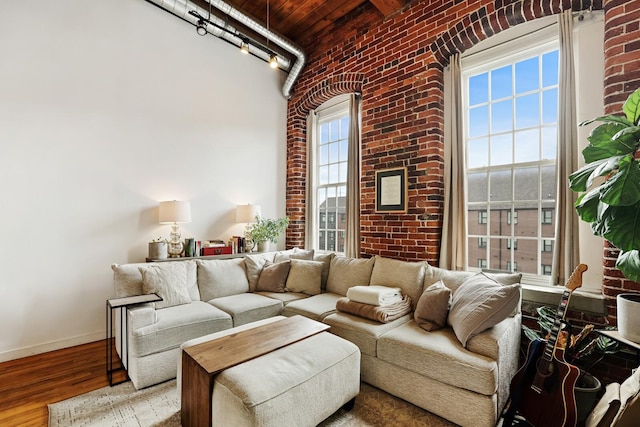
0 340 126 427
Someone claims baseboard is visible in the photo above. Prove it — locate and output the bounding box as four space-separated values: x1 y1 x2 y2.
0 331 105 363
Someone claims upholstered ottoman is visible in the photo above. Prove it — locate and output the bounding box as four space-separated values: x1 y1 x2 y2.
179 317 360 426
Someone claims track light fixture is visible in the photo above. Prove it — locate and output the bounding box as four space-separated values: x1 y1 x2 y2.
240 41 250 54
269 54 278 68
196 19 207 36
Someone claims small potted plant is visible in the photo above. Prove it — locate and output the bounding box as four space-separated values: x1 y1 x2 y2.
148 237 168 260
248 215 290 252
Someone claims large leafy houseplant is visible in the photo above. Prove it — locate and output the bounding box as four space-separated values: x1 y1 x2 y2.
569 87 640 282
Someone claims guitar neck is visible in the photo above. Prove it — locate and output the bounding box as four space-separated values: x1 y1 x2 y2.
541 289 572 362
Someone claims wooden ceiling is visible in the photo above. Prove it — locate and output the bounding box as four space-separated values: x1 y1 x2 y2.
190 0 405 48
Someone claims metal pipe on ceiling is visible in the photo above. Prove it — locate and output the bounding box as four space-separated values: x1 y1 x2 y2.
146 0 305 99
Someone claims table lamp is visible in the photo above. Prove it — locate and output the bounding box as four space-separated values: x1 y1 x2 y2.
159 200 192 257
236 204 261 252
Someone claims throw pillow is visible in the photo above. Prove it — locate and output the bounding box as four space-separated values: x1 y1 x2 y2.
245 253 276 291
326 256 376 296
369 256 426 310
414 280 451 332
256 260 291 293
139 263 192 309
314 252 335 290
285 259 323 295
274 248 315 263
196 258 249 301
447 272 521 347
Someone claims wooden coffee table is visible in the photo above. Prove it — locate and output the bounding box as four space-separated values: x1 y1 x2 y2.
181 315 330 427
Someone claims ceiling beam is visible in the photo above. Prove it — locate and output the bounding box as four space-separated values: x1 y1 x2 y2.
368 0 404 17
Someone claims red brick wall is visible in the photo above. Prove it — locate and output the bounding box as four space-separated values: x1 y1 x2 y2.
285 0 640 320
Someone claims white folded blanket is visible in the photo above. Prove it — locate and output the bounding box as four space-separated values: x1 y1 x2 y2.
346 285 403 306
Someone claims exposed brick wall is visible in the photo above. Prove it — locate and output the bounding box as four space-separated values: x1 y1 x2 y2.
285 0 640 323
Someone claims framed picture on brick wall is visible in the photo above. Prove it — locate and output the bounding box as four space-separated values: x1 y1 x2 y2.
375 167 407 213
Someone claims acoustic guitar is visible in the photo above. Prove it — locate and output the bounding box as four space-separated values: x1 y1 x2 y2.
503 264 588 427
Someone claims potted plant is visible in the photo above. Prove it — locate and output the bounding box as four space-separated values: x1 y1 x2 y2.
568 86 640 282
568 86 640 343
247 215 290 252
523 306 619 421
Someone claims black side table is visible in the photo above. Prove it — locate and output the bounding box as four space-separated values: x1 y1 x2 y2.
106 293 162 386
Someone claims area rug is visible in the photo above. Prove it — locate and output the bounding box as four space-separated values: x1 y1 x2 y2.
49 380 456 426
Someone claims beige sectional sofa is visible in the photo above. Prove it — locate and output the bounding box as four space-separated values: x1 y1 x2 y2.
111 249 522 427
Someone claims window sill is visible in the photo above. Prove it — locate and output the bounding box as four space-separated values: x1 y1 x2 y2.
521 284 606 316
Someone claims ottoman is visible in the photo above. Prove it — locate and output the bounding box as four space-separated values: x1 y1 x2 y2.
180 317 361 426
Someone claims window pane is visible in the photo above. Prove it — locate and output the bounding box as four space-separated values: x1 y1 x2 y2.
469 73 489 105
329 142 339 163
542 88 558 124
329 121 339 141
469 106 489 137
340 117 349 139
339 162 347 182
515 57 539 94
491 100 513 133
320 124 329 144
514 129 540 163
329 164 339 183
491 134 512 166
542 126 557 160
340 139 348 162
468 138 489 168
515 93 540 129
541 165 556 200
489 170 512 202
542 51 559 86
514 167 539 201
319 166 329 185
491 65 512 100
320 144 329 165
468 172 488 203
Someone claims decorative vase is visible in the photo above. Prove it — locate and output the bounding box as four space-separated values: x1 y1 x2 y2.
575 372 601 422
617 293 640 343
258 241 274 253
148 242 168 260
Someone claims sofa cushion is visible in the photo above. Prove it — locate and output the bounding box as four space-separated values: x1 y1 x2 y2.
130 301 232 357
274 248 314 263
245 253 276 292
424 265 522 294
255 291 309 305
281 293 342 321
314 252 335 290
208 293 284 327
323 311 412 357
256 261 290 293
369 256 426 310
197 258 249 301
326 256 376 296
139 262 193 309
112 262 148 297
414 280 451 332
285 259 323 295
377 320 499 396
447 273 521 347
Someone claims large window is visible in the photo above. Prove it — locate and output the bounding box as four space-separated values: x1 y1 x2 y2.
464 33 558 280
311 98 350 253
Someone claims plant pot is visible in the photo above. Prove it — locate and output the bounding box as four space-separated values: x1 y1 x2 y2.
148 242 168 260
617 293 640 344
258 241 274 253
575 371 601 422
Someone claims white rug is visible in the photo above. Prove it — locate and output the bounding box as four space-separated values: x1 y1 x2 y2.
48 380 180 427
49 380 456 426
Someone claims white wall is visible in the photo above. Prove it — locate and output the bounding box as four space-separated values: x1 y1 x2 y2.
0 0 288 361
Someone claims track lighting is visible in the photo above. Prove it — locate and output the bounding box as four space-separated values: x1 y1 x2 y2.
269 54 278 68
240 41 249 54
196 19 207 36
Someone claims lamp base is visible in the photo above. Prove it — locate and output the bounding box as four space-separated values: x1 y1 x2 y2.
167 224 184 257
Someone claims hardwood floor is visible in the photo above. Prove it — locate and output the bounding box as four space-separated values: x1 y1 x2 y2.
0 340 125 427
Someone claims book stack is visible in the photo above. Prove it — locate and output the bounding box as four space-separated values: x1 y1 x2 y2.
201 240 231 256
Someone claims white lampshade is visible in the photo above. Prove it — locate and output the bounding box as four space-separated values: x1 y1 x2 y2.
159 200 192 224
235 204 261 223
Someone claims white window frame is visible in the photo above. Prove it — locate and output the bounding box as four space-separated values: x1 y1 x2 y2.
462 26 559 286
309 95 350 254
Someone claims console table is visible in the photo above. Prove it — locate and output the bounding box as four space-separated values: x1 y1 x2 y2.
106 293 162 386
146 253 250 262
181 315 330 427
